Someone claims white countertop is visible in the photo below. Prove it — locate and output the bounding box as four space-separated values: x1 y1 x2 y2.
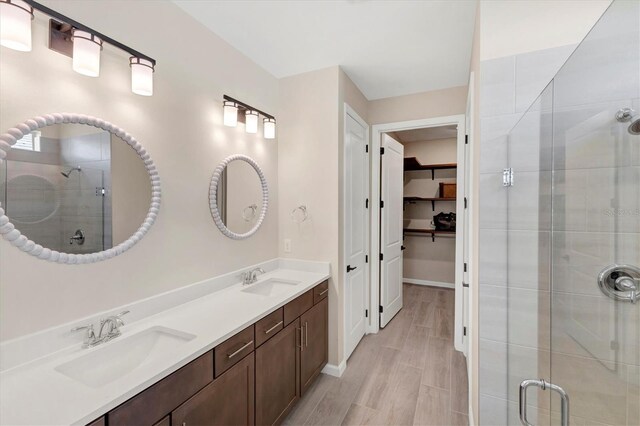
0 266 329 426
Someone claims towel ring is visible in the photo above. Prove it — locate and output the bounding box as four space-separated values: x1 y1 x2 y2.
291 205 308 223
242 204 258 222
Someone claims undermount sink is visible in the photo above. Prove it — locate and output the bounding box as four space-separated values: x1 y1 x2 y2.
241 278 301 297
55 326 196 388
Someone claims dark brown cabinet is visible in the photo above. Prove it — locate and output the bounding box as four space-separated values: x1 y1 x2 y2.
300 297 328 395
172 353 255 426
103 280 328 426
255 319 300 425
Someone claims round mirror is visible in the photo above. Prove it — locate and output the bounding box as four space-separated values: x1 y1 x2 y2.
209 154 268 239
0 113 161 264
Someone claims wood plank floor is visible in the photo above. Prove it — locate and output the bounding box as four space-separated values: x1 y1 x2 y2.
284 284 469 426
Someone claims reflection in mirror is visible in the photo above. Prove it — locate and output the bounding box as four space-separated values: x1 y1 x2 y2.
0 123 151 254
216 159 264 235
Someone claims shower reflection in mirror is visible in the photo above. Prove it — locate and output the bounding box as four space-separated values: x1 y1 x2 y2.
0 123 151 254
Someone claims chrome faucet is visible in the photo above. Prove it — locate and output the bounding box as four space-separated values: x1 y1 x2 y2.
242 268 265 285
71 310 130 348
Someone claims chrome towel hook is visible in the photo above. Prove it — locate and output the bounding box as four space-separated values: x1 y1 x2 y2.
291 205 308 223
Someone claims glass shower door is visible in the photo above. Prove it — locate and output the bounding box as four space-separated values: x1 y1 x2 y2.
549 1 640 424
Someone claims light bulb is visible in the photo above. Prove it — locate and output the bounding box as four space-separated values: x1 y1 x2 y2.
130 57 154 96
245 110 258 134
223 101 238 127
0 0 33 52
72 30 102 77
263 118 276 139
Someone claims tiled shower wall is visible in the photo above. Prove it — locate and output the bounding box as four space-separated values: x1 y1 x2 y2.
478 44 576 424
480 1 640 424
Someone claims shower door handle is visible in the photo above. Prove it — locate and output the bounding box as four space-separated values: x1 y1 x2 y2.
519 379 569 426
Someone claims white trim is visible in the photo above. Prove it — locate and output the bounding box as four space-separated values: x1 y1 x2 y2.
321 360 346 378
403 278 455 289
209 154 269 240
0 113 161 264
342 103 371 361
370 114 466 336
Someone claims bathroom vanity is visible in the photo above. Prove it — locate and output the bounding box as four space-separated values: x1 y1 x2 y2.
0 262 330 426
102 280 328 426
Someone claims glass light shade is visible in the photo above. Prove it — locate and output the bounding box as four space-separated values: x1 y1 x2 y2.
130 57 154 96
72 30 102 77
263 118 276 139
223 101 238 127
245 110 259 134
0 0 33 52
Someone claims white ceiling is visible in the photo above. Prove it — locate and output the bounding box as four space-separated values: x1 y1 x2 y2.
173 0 477 100
393 125 457 143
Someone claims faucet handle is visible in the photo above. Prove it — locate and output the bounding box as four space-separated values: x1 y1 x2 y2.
114 310 130 326
71 324 94 334
71 324 97 344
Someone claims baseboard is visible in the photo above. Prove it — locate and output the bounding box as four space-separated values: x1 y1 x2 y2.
469 404 475 426
321 360 346 378
403 278 455 289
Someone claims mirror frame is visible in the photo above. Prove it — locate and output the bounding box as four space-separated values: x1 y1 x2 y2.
209 154 268 240
0 113 161 264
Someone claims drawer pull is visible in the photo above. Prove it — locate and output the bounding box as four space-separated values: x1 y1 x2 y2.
227 340 253 359
264 320 283 335
305 321 309 347
319 288 329 296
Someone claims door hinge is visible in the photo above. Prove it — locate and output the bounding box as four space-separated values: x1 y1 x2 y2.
96 187 106 196
380 147 385 155
379 253 383 261
503 168 514 187
366 144 369 153
464 197 468 209
365 198 369 209
463 326 467 336
464 262 468 272
379 305 384 313
365 255 369 263
465 134 469 145
380 200 384 208
365 309 368 318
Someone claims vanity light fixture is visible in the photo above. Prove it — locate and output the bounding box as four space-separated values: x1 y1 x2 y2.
2 1 157 94
224 101 239 127
223 95 276 139
130 57 154 96
71 29 102 77
245 110 259 134
263 118 276 139
0 0 34 52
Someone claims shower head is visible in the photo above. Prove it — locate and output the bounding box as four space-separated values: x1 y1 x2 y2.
61 166 81 178
615 108 640 135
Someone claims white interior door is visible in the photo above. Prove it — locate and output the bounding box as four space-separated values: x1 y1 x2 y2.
344 110 369 359
380 134 404 327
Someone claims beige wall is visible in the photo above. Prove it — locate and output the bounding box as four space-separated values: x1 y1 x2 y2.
368 85 468 125
469 4 481 424
278 66 342 364
0 0 279 341
111 135 152 245
402 138 457 284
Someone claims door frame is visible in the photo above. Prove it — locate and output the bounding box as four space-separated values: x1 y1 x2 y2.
369 114 467 350
342 103 370 361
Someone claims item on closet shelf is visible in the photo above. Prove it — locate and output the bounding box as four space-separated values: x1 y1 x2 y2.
432 212 456 231
439 183 457 198
291 205 308 223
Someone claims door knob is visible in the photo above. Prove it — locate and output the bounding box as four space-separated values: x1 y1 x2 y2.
346 265 357 272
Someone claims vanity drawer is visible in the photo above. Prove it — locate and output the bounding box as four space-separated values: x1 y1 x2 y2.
313 280 329 304
284 289 314 326
108 351 213 426
255 308 284 347
214 325 255 377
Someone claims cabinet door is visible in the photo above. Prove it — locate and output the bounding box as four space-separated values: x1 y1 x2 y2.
172 352 254 426
255 319 300 426
299 297 328 395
